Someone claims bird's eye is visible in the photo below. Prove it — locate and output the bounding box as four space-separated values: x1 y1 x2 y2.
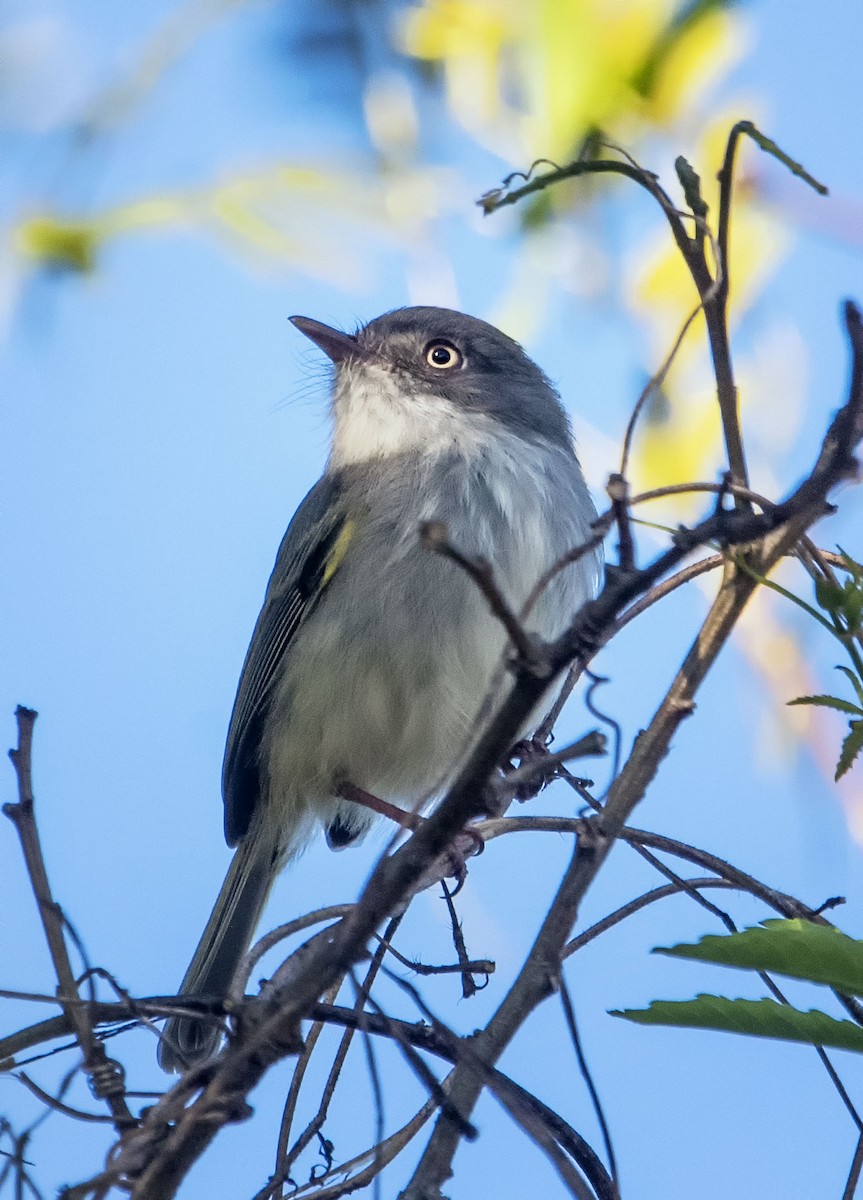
425 341 463 370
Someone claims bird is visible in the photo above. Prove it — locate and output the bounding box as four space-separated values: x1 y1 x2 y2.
158 306 601 1071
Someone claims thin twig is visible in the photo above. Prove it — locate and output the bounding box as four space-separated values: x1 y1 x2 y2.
260 977 343 1200
420 521 546 671
373 931 494 980
274 917 401 1196
563 878 737 957
439 881 484 999
843 1131 863 1200
231 906 355 1004
283 1101 438 1200
3 708 135 1133
613 554 724 632
606 474 635 573
15 1074 115 1125
557 974 618 1193
349 972 385 1200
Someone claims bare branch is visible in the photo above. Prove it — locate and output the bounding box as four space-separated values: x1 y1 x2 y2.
3 707 135 1134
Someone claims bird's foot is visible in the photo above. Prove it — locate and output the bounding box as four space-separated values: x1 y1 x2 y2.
504 735 557 801
334 781 483 893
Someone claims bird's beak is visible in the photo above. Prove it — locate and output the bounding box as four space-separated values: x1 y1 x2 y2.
289 316 363 365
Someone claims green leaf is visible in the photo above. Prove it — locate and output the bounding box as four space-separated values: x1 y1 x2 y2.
655 919 863 994
787 694 863 716
838 548 863 585
836 721 863 781
835 665 863 707
839 581 863 633
815 578 845 613
612 996 863 1051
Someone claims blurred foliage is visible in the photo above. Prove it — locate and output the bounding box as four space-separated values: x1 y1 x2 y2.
398 0 743 157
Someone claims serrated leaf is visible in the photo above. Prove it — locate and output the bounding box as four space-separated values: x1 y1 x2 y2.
836 721 863 781
835 665 863 707
655 919 863 994
611 996 863 1051
787 694 863 716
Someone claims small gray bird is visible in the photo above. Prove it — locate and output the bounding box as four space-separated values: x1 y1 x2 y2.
158 306 601 1071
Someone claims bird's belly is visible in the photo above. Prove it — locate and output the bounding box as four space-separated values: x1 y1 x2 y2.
262 584 510 839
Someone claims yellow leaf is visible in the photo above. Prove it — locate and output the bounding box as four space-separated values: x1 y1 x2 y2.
16 217 99 273
644 7 750 124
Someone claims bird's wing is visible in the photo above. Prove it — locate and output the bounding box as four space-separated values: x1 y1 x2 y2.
222 473 354 845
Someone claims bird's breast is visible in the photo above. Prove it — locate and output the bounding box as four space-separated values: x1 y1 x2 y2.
262 437 599 836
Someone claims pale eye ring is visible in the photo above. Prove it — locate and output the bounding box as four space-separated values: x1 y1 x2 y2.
425 340 463 369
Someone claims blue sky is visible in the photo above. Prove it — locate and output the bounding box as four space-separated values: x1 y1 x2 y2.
3 2 863 1197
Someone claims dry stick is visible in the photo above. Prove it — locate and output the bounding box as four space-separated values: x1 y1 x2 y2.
612 554 724 633
485 1071 615 1200
373 928 494 980
843 1132 863 1200
283 1101 439 1200
349 972 385 1200
112 306 863 1200
0 991 605 1200
607 473 635 573
481 147 740 483
273 917 402 1197
482 129 826 496
15 1073 115 1125
711 122 825 495
479 156 696 272
231 906 355 1005
699 140 748 492
482 1085 597 1200
618 206 722 481
477 813 855 969
360 974 477 1139
257 978 344 1200
398 841 605 1200
618 823 863 1025
563 878 738 955
499 730 606 796
601 814 863 1123
557 972 618 1193
438 882 484 999
381 963 608 1200
3 707 135 1134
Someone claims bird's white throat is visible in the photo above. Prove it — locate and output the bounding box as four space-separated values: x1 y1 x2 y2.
328 363 495 468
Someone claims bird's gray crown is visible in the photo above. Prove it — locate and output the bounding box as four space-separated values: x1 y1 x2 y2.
358 307 572 449
291 306 573 452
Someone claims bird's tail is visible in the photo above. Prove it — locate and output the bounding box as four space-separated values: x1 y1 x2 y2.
158 828 277 1072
